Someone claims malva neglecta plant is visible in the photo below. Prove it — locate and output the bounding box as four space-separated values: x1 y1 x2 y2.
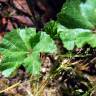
44 0 96 50
0 28 57 77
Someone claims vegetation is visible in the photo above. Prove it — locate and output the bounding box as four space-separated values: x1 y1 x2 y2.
0 0 96 96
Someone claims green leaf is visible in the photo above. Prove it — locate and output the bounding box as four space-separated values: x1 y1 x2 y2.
18 28 36 49
88 34 96 47
55 23 96 50
75 32 92 48
80 0 96 26
44 20 60 38
0 62 19 77
44 20 96 50
43 0 96 51
57 0 96 29
59 26 92 50
0 28 57 77
23 52 41 75
33 32 57 53
44 20 67 39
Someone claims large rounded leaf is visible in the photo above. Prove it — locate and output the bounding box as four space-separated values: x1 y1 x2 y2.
0 28 57 77
57 0 96 29
59 26 92 50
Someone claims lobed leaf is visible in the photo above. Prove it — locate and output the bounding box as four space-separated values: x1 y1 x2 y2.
0 28 57 77
44 21 96 50
57 0 96 29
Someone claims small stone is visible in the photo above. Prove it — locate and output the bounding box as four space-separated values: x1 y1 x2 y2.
41 67 47 73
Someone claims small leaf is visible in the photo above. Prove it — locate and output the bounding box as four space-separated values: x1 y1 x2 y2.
44 20 60 38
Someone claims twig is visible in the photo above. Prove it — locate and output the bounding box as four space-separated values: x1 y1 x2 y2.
0 81 20 94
